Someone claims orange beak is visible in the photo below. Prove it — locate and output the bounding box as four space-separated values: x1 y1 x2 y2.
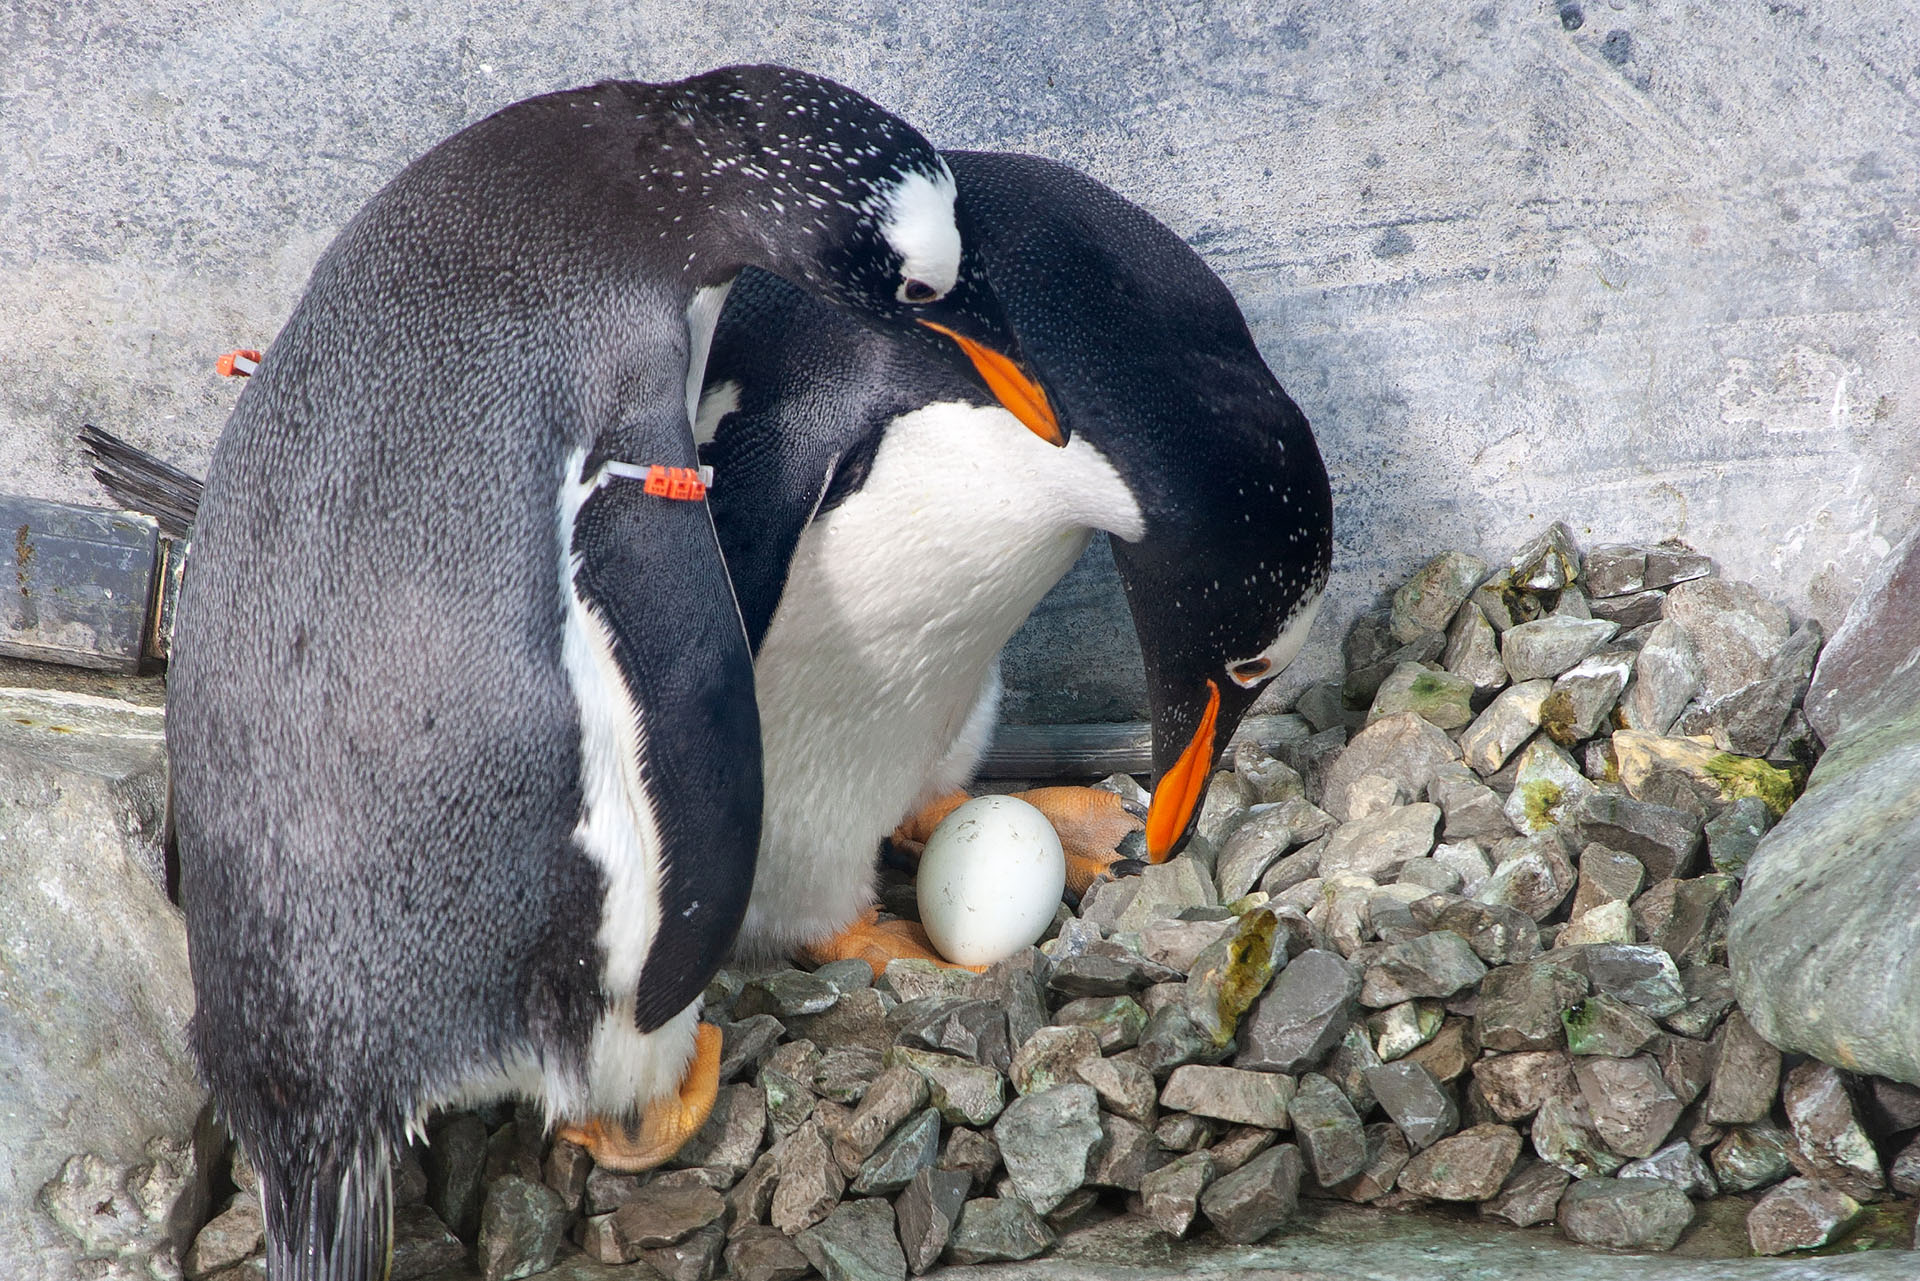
918 320 1064 446
1144 679 1221 863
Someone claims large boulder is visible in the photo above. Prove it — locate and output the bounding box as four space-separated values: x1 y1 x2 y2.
0 663 216 1280
1730 527 1920 1085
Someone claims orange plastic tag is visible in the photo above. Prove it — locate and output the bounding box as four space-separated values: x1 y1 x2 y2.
641 465 708 501
216 349 262 377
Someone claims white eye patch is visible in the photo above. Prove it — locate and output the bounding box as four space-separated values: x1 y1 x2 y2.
1225 591 1324 689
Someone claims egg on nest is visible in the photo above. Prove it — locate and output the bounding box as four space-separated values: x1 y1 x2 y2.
915 794 1067 966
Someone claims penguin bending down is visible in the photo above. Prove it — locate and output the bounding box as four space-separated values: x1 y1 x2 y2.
697 150 1333 971
160 68 1057 1280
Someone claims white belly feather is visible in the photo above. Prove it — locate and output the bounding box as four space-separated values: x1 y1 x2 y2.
735 400 1144 959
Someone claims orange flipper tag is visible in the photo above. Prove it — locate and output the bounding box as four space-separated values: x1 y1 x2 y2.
215 349 262 377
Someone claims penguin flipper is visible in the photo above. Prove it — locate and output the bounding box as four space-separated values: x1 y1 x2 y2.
566 468 762 1030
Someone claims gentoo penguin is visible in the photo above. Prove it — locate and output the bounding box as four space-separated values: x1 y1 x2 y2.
162 68 1057 1280
698 150 1332 970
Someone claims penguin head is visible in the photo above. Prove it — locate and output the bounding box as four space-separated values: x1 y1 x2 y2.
678 67 1062 445
1107 398 1332 863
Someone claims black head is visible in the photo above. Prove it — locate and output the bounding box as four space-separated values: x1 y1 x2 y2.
941 150 1334 859
667 67 1062 444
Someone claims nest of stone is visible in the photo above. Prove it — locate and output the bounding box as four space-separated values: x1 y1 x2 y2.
183 523 1920 1281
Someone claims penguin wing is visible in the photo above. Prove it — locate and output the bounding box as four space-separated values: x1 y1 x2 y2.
566 472 763 1029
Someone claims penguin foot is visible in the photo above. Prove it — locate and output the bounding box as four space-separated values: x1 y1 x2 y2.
799 905 986 979
1007 785 1149 896
886 789 974 859
555 1022 723 1172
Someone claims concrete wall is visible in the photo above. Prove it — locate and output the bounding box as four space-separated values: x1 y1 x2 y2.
5 1 1916 696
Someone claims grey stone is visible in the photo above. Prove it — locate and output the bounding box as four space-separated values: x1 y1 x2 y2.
1590 588 1669 629
1643 544 1715 591
1236 949 1361 1073
1501 740 1595 837
977 952 1050 1053
671 1082 765 1182
1409 894 1540 965
1367 999 1443 1062
1318 803 1441 881
1584 545 1648 598
1539 650 1633 747
736 969 841 1019
770 1120 844 1236
1232 744 1308 804
1398 1124 1521 1201
583 1165 644 1217
425 1113 491 1239
1155 1112 1221 1154
1559 898 1635 948
641 1223 727 1281
1009 1024 1102 1096
1570 843 1647 919
833 1066 930 1175
1392 551 1489 643
1704 795 1772 878
1322 1025 1385 1115
1620 1141 1719 1200
993 1084 1104 1214
886 1048 1006 1127
815 957 877 995
1161 1065 1295 1129
1330 1122 1411 1203
390 1203 464 1281
1475 961 1588 1051
541 1140 590 1213
937 1128 1000 1193
1054 994 1148 1053
1320 713 1464 824
1532 1093 1624 1179
1500 615 1619 682
1621 621 1703 735
1704 677 1803 757
795 1197 906 1281
1805 525 1920 745
1215 808 1297 900
1575 1054 1685 1159
1781 1061 1884 1200
1046 948 1173 999
1088 1113 1166 1192
1195 769 1255 848
1655 1033 1716 1106
725 1225 813 1281
892 997 997 1062
1573 943 1689 1018
761 1066 818 1142
1131 1001 1224 1078
478 1176 570 1281
1664 577 1792 701
1368 662 1475 731
183 1195 263 1279
1567 790 1703 881
1074 1055 1159 1126
1206 1125 1280 1178
1472 1050 1575 1123
1746 1177 1863 1256
1562 993 1662 1058
877 959 977 1005
1345 772 1410 820
850 1108 942 1197
718 1015 787 1085
1428 769 1516 846
1480 1158 1571 1227
1096 857 1219 935
1288 1073 1368 1186
1476 834 1577 921
1139 917 1239 974
1360 931 1487 1007
726 1150 780 1232
786 988 895 1055
1712 1122 1797 1193
1395 857 1464 896
1891 1135 1920 1198
895 1168 969 1275
1365 1060 1457 1152
1196 1144 1302 1245
1557 1176 1695 1252
1634 876 1735 967
1443 599 1510 695
1461 680 1552 776
944 1197 1053 1264
1138 1152 1214 1238
1259 844 1326 899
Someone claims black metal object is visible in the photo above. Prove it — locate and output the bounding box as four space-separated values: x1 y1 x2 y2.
1 494 165 672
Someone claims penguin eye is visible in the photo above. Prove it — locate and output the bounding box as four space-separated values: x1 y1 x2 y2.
1229 657 1273 686
897 277 941 304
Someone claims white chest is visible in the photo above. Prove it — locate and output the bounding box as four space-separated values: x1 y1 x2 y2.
734 400 1144 956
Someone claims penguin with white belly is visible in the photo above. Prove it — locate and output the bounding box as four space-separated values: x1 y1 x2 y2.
697 149 1333 972
160 68 1060 1280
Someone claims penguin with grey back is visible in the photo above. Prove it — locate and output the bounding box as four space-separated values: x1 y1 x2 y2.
697 149 1332 966
165 67 1057 1281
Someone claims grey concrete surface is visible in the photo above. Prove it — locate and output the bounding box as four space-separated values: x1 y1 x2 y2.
5 1 1917 701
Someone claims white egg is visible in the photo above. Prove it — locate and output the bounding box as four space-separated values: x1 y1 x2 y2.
916 794 1066 967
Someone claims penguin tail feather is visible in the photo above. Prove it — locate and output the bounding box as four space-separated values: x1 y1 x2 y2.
76 423 204 539
258 1141 394 1281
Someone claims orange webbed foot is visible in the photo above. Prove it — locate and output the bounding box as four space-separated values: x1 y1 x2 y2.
799 905 987 979
555 1022 723 1172
1009 785 1149 896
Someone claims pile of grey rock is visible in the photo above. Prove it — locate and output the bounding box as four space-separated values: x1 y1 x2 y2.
181 525 1920 1280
